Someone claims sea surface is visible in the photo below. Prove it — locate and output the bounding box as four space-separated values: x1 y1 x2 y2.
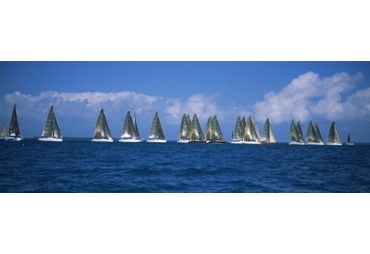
1 138 370 192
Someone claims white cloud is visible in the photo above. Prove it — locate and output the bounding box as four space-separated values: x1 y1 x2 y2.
1 90 227 126
253 71 367 123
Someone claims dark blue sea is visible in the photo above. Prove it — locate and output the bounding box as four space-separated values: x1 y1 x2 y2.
1 139 370 192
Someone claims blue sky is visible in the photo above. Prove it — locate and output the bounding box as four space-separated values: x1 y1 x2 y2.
1 61 369 141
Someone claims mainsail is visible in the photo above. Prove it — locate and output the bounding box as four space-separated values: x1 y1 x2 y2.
92 109 113 142
231 116 244 143
327 121 342 145
313 122 323 144
189 113 205 142
306 121 323 145
296 121 304 143
178 113 191 141
243 116 261 144
205 115 225 143
147 112 166 142
7 104 22 141
119 111 143 142
39 106 63 141
261 118 276 144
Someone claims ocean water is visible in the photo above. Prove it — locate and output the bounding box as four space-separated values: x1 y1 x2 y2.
1 139 370 193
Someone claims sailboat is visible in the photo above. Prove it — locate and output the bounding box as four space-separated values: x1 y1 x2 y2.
231 116 244 144
242 116 261 144
289 119 303 145
177 113 192 143
1 122 7 140
344 133 354 145
260 118 277 144
119 111 144 142
326 121 342 145
39 106 63 142
306 121 324 145
91 109 113 142
313 122 324 144
188 113 206 143
205 115 225 143
147 111 167 143
5 104 23 141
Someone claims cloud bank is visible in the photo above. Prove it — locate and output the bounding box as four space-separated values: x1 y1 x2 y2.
253 71 369 123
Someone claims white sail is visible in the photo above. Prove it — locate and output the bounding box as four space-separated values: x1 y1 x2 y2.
147 112 167 143
5 104 23 141
39 106 63 142
326 121 342 145
261 118 276 144
119 111 143 142
243 116 261 144
92 109 113 142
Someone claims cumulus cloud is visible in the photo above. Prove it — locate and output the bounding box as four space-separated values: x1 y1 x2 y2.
253 71 368 123
1 90 226 126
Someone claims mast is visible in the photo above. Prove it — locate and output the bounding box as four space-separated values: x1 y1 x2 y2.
347 133 351 143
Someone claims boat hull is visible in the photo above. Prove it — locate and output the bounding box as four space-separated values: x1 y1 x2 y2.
344 142 354 145
147 139 167 143
91 138 114 142
230 140 243 144
119 139 144 143
261 141 277 145
177 139 191 143
38 137 63 142
5 136 23 141
242 141 261 145
326 142 342 146
306 142 324 145
289 141 305 145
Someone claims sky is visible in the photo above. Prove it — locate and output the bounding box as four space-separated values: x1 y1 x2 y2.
1 61 369 142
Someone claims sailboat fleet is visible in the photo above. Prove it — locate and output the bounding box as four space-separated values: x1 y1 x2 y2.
1 104 355 145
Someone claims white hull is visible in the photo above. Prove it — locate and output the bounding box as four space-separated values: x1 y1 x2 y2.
344 143 354 145
5 136 23 141
39 137 63 142
91 138 113 142
119 138 144 143
289 141 305 145
306 142 324 145
326 142 342 146
177 139 191 143
147 139 167 143
242 141 261 145
230 140 243 144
